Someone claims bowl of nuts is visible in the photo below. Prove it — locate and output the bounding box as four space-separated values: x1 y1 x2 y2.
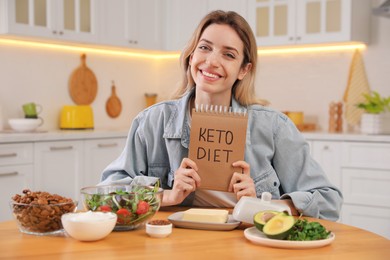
9 189 77 235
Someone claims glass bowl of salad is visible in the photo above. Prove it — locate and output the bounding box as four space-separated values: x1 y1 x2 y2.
80 184 163 231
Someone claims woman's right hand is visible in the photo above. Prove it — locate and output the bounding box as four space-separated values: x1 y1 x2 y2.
162 158 201 206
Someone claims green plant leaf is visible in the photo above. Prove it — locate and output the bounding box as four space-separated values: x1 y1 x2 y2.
356 91 390 114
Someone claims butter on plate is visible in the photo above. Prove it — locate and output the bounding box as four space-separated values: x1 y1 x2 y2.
182 209 229 223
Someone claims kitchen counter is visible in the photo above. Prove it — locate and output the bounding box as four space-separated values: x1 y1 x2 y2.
303 131 390 142
0 208 389 259
1 128 390 144
0 128 129 144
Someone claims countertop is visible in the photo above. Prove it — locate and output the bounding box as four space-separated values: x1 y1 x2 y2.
1 128 390 144
303 131 390 142
1 208 389 259
0 128 129 144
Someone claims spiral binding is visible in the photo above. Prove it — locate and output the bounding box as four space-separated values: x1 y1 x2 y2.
194 104 247 116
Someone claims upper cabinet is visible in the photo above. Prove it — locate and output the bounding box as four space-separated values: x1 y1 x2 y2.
163 0 208 51
99 0 163 50
0 0 371 50
247 0 371 47
163 0 249 51
2 0 98 44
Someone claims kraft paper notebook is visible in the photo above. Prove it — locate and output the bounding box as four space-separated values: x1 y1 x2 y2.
188 105 248 191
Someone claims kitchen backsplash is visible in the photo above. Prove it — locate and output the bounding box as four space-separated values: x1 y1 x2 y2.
0 16 389 132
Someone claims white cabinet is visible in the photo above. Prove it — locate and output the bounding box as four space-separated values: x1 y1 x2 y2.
340 142 390 239
3 0 98 44
34 140 84 201
83 138 126 187
341 204 390 240
33 137 126 201
206 0 247 17
311 141 342 189
163 0 209 51
163 0 249 51
0 143 33 221
247 0 370 47
1 0 371 50
99 0 163 50
307 136 390 239
0 132 127 221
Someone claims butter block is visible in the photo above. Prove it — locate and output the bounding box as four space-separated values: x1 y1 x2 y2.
182 208 229 223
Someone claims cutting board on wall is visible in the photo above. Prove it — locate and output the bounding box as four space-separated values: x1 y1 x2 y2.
69 54 98 105
106 81 122 118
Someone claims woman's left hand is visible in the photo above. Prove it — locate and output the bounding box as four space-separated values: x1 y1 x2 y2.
228 160 256 200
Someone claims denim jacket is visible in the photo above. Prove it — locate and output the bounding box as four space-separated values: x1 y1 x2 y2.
101 90 343 220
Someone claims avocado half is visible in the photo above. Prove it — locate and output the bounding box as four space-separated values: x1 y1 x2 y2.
262 214 295 240
253 210 282 231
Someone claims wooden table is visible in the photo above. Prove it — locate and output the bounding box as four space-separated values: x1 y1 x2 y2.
1 208 389 259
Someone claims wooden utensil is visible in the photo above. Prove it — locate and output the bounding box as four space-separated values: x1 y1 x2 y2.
69 54 98 105
106 81 122 118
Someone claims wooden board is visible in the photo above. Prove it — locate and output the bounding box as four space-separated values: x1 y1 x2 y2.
297 123 316 132
106 81 122 118
69 54 97 105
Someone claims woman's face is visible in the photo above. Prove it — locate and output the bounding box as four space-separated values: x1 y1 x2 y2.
189 24 251 102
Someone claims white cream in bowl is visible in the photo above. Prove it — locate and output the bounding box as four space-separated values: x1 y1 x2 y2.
61 211 117 241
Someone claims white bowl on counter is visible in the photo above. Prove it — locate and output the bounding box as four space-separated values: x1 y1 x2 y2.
61 211 117 241
8 118 43 132
146 219 173 238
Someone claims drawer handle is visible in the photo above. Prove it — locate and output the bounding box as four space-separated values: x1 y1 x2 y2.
98 143 118 148
0 171 18 176
0 153 17 158
50 146 73 151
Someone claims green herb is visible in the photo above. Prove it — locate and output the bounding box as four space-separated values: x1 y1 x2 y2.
287 218 331 241
357 91 390 114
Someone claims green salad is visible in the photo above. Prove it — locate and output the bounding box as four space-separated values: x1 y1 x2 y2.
84 184 161 227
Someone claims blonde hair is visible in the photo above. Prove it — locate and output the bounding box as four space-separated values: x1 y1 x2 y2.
172 10 268 106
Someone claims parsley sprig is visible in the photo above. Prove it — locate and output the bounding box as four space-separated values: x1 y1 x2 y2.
287 218 331 241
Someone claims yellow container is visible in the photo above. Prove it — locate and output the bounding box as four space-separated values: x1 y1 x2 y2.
286 111 304 126
60 105 94 130
145 93 157 107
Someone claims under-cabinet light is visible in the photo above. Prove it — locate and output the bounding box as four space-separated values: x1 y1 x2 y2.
0 38 366 58
257 43 366 55
0 38 179 59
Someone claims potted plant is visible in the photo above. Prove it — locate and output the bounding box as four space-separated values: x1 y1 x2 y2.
357 91 390 134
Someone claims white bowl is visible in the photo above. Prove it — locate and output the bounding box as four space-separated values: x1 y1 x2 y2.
61 211 117 241
146 220 172 238
8 118 42 132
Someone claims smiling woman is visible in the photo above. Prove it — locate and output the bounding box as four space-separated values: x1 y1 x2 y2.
100 10 343 221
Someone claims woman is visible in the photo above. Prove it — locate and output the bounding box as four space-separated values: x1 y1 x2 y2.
101 10 342 220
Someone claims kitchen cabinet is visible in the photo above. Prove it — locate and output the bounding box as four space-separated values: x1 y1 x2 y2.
311 141 342 189
340 142 390 239
163 0 249 51
247 0 370 47
34 140 84 201
163 0 209 51
305 135 390 239
0 130 128 221
2 0 98 44
99 0 163 50
33 137 126 201
0 143 33 221
206 0 247 18
83 138 126 187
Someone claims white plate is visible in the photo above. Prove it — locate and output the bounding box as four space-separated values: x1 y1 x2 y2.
244 227 335 249
167 212 240 231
